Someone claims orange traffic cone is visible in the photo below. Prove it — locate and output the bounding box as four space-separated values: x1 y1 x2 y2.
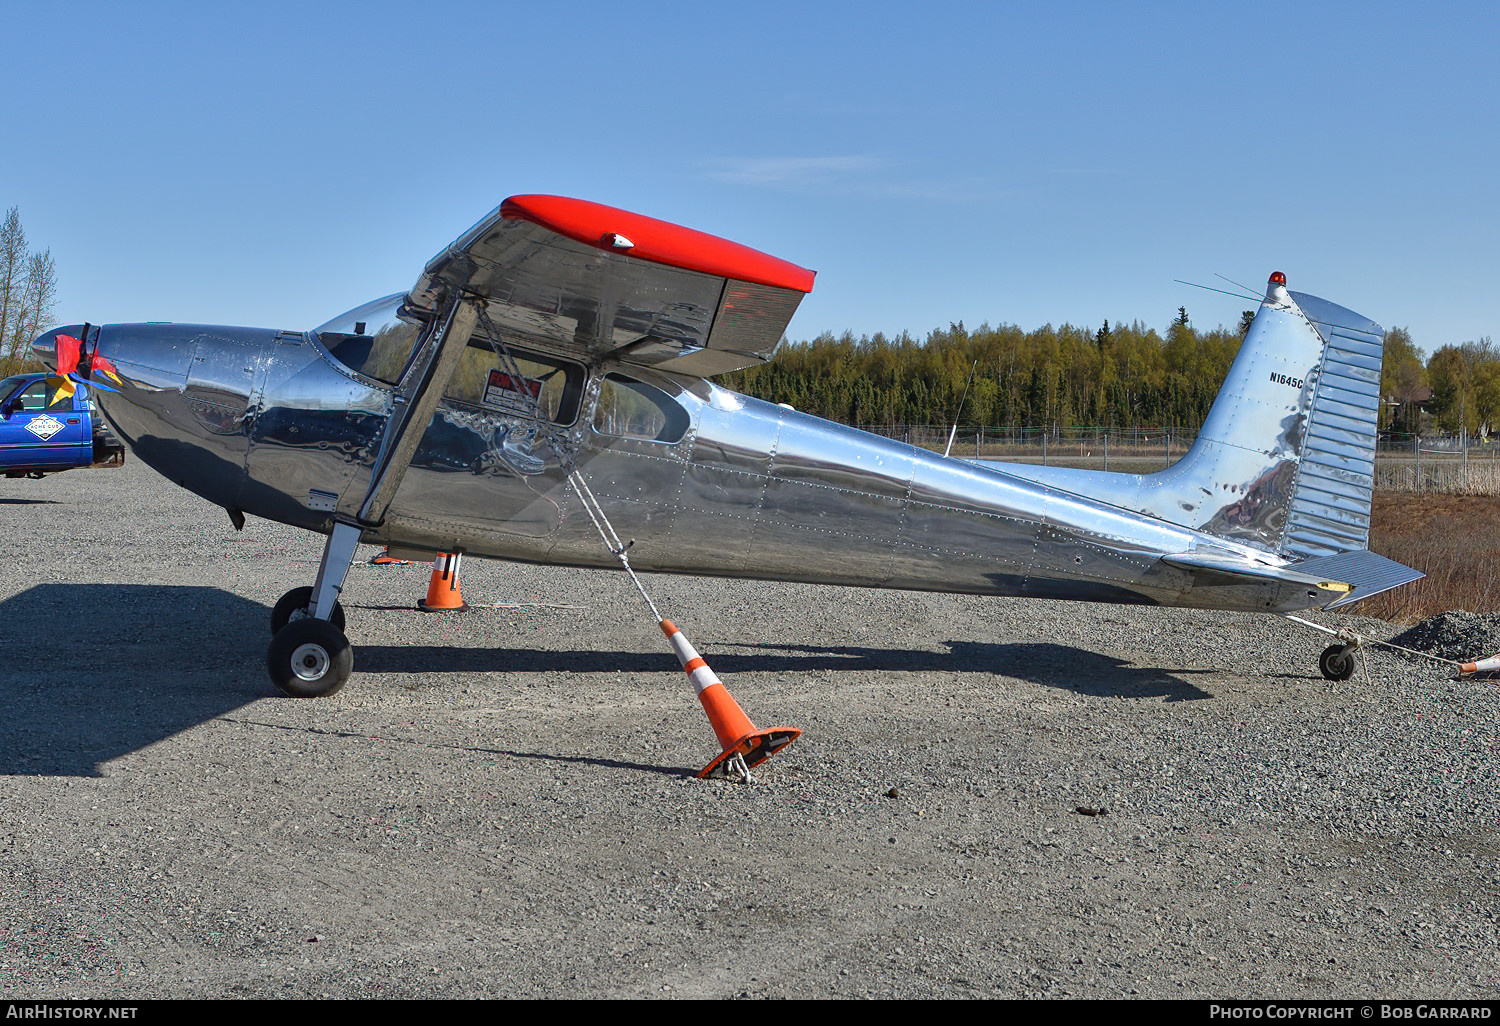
369 546 410 566
416 552 468 611
660 619 800 778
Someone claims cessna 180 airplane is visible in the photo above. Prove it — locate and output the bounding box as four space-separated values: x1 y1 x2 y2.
32 195 1421 705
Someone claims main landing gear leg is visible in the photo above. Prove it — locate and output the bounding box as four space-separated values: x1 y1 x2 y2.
267 522 362 698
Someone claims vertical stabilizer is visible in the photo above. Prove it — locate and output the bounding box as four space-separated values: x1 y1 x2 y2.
1153 272 1385 558
976 273 1386 561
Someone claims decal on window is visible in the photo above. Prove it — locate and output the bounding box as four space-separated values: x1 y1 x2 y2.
481 370 543 417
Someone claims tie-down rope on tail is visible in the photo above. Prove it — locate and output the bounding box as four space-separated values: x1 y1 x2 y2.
1282 614 1481 671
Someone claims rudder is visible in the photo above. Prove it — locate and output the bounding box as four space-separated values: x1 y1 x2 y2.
1277 289 1384 559
1131 272 1386 559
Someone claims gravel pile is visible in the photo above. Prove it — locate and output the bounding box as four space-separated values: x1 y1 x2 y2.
1387 610 1500 661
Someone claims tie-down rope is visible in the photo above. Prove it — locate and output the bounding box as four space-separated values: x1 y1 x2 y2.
466 297 664 622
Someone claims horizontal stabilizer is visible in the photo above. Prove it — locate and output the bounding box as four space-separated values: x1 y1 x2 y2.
1290 550 1424 609
1160 552 1353 602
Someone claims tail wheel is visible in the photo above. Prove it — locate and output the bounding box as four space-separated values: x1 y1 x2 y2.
1319 644 1356 681
268 618 353 698
270 586 346 635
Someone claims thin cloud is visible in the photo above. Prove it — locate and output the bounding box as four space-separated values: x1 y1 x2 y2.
707 155 1014 204
709 155 889 186
863 176 1022 204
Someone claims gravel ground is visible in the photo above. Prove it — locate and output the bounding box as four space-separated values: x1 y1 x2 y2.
1 461 1497 1000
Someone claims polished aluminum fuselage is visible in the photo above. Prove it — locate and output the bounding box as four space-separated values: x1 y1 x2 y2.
87 320 1317 613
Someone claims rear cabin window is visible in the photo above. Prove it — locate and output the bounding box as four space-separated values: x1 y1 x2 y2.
444 339 584 425
593 374 689 443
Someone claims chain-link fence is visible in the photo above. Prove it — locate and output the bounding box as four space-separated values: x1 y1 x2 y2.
853 424 1500 493
1376 431 1500 493
856 424 1196 472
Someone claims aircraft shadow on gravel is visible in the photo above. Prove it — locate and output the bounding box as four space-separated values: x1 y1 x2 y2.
0 584 269 777
356 639 1213 703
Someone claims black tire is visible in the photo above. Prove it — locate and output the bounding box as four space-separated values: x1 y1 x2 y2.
1319 644 1356 681
268 618 353 698
270 586 345 635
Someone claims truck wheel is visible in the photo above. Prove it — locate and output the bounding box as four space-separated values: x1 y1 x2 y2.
268 618 353 698
1319 644 1356 681
270 586 346 635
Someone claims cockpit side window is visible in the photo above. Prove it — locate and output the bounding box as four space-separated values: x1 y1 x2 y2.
444 338 584 425
313 293 424 385
593 374 689 443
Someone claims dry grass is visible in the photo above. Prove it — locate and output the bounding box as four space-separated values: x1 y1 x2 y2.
1374 458 1500 495
1350 492 1500 621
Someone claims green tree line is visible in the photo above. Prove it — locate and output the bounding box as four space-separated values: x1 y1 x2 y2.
723 313 1495 439
1410 334 1500 435
722 313 1248 433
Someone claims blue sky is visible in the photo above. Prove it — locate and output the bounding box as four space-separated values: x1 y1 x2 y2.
4 1 1496 355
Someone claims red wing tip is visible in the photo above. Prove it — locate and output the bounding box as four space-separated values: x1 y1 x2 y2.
501 194 815 293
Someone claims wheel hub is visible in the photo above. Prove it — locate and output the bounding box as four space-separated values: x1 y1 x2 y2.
290 642 330 681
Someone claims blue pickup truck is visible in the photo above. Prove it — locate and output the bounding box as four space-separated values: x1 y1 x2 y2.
0 372 125 478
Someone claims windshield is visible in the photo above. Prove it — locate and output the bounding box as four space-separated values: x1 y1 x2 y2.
313 293 424 385
0 375 33 408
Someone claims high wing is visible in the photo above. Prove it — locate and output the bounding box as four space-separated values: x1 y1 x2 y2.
405 195 816 376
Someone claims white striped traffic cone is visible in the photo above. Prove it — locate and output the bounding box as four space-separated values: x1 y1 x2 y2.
416 552 468 611
659 619 800 778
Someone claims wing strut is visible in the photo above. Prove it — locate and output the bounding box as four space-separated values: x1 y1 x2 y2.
282 295 483 694
357 298 479 525
467 301 801 781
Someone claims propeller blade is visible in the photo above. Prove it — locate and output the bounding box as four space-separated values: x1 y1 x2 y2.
91 352 124 385
55 334 82 377
46 375 76 405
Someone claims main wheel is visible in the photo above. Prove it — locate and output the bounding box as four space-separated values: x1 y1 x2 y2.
270 586 345 635
268 618 354 698
1319 644 1356 681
